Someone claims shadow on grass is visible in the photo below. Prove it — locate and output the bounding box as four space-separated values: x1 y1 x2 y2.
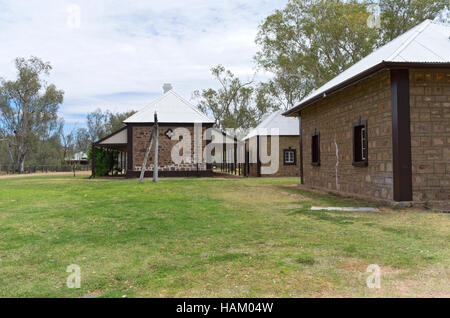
209 252 249 263
295 255 316 265
288 208 357 225
274 183 382 208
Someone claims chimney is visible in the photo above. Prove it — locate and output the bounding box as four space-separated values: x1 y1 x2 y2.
163 83 173 94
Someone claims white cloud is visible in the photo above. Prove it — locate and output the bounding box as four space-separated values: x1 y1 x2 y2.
0 0 286 127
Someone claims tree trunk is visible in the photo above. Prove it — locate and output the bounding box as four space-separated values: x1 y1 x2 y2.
18 158 24 173
6 144 14 166
17 152 26 174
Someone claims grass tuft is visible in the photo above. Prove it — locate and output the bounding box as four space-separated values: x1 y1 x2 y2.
295 255 316 265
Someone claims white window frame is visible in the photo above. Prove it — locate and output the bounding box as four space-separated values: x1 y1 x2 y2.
284 150 295 165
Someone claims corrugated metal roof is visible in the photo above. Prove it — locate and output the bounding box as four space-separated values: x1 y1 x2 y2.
244 110 299 140
285 20 450 114
124 90 215 124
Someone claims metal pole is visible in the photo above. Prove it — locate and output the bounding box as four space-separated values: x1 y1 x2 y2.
91 144 96 178
234 141 237 175
299 116 304 185
223 142 225 172
257 135 261 177
139 125 156 183
153 112 159 183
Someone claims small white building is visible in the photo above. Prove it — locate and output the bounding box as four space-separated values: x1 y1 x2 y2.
65 152 89 165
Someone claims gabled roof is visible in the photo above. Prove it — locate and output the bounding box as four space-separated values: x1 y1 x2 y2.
284 20 450 116
244 110 299 140
124 90 215 124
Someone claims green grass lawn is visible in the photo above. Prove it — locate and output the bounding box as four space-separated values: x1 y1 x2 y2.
0 175 448 297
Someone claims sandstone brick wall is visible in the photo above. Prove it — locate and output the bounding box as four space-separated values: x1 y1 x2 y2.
245 136 300 177
409 69 450 202
131 125 209 172
301 70 394 200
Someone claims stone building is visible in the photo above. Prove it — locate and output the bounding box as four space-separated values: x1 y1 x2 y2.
92 87 217 177
244 110 300 177
284 20 450 207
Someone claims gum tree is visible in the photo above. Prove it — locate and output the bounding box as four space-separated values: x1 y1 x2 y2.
0 57 64 172
377 0 449 44
255 0 379 108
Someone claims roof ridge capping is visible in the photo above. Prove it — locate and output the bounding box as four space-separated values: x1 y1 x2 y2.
385 19 432 61
167 90 214 122
123 92 168 122
283 19 450 116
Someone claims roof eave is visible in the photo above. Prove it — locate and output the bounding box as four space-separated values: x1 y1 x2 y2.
283 61 450 117
124 121 215 125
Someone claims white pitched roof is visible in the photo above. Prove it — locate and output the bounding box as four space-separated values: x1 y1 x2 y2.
286 20 450 113
244 110 299 140
124 90 214 124
210 127 239 144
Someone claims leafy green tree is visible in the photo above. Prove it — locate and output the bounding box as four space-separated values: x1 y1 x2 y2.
257 76 310 111
105 110 136 133
0 57 64 172
74 109 136 154
254 82 281 113
86 109 137 142
377 0 449 44
86 109 108 143
59 123 76 161
434 7 449 24
194 65 280 130
255 0 379 108
27 134 65 168
74 127 91 154
255 0 448 109
0 136 13 170
194 65 254 130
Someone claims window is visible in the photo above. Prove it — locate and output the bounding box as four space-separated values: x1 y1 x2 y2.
311 130 320 166
283 148 296 165
353 119 368 166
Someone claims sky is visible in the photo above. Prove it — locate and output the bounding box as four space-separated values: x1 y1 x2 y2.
0 0 287 132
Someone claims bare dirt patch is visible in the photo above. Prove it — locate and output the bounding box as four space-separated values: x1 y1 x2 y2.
394 276 450 298
0 171 91 179
280 191 308 201
340 260 371 272
82 290 102 298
